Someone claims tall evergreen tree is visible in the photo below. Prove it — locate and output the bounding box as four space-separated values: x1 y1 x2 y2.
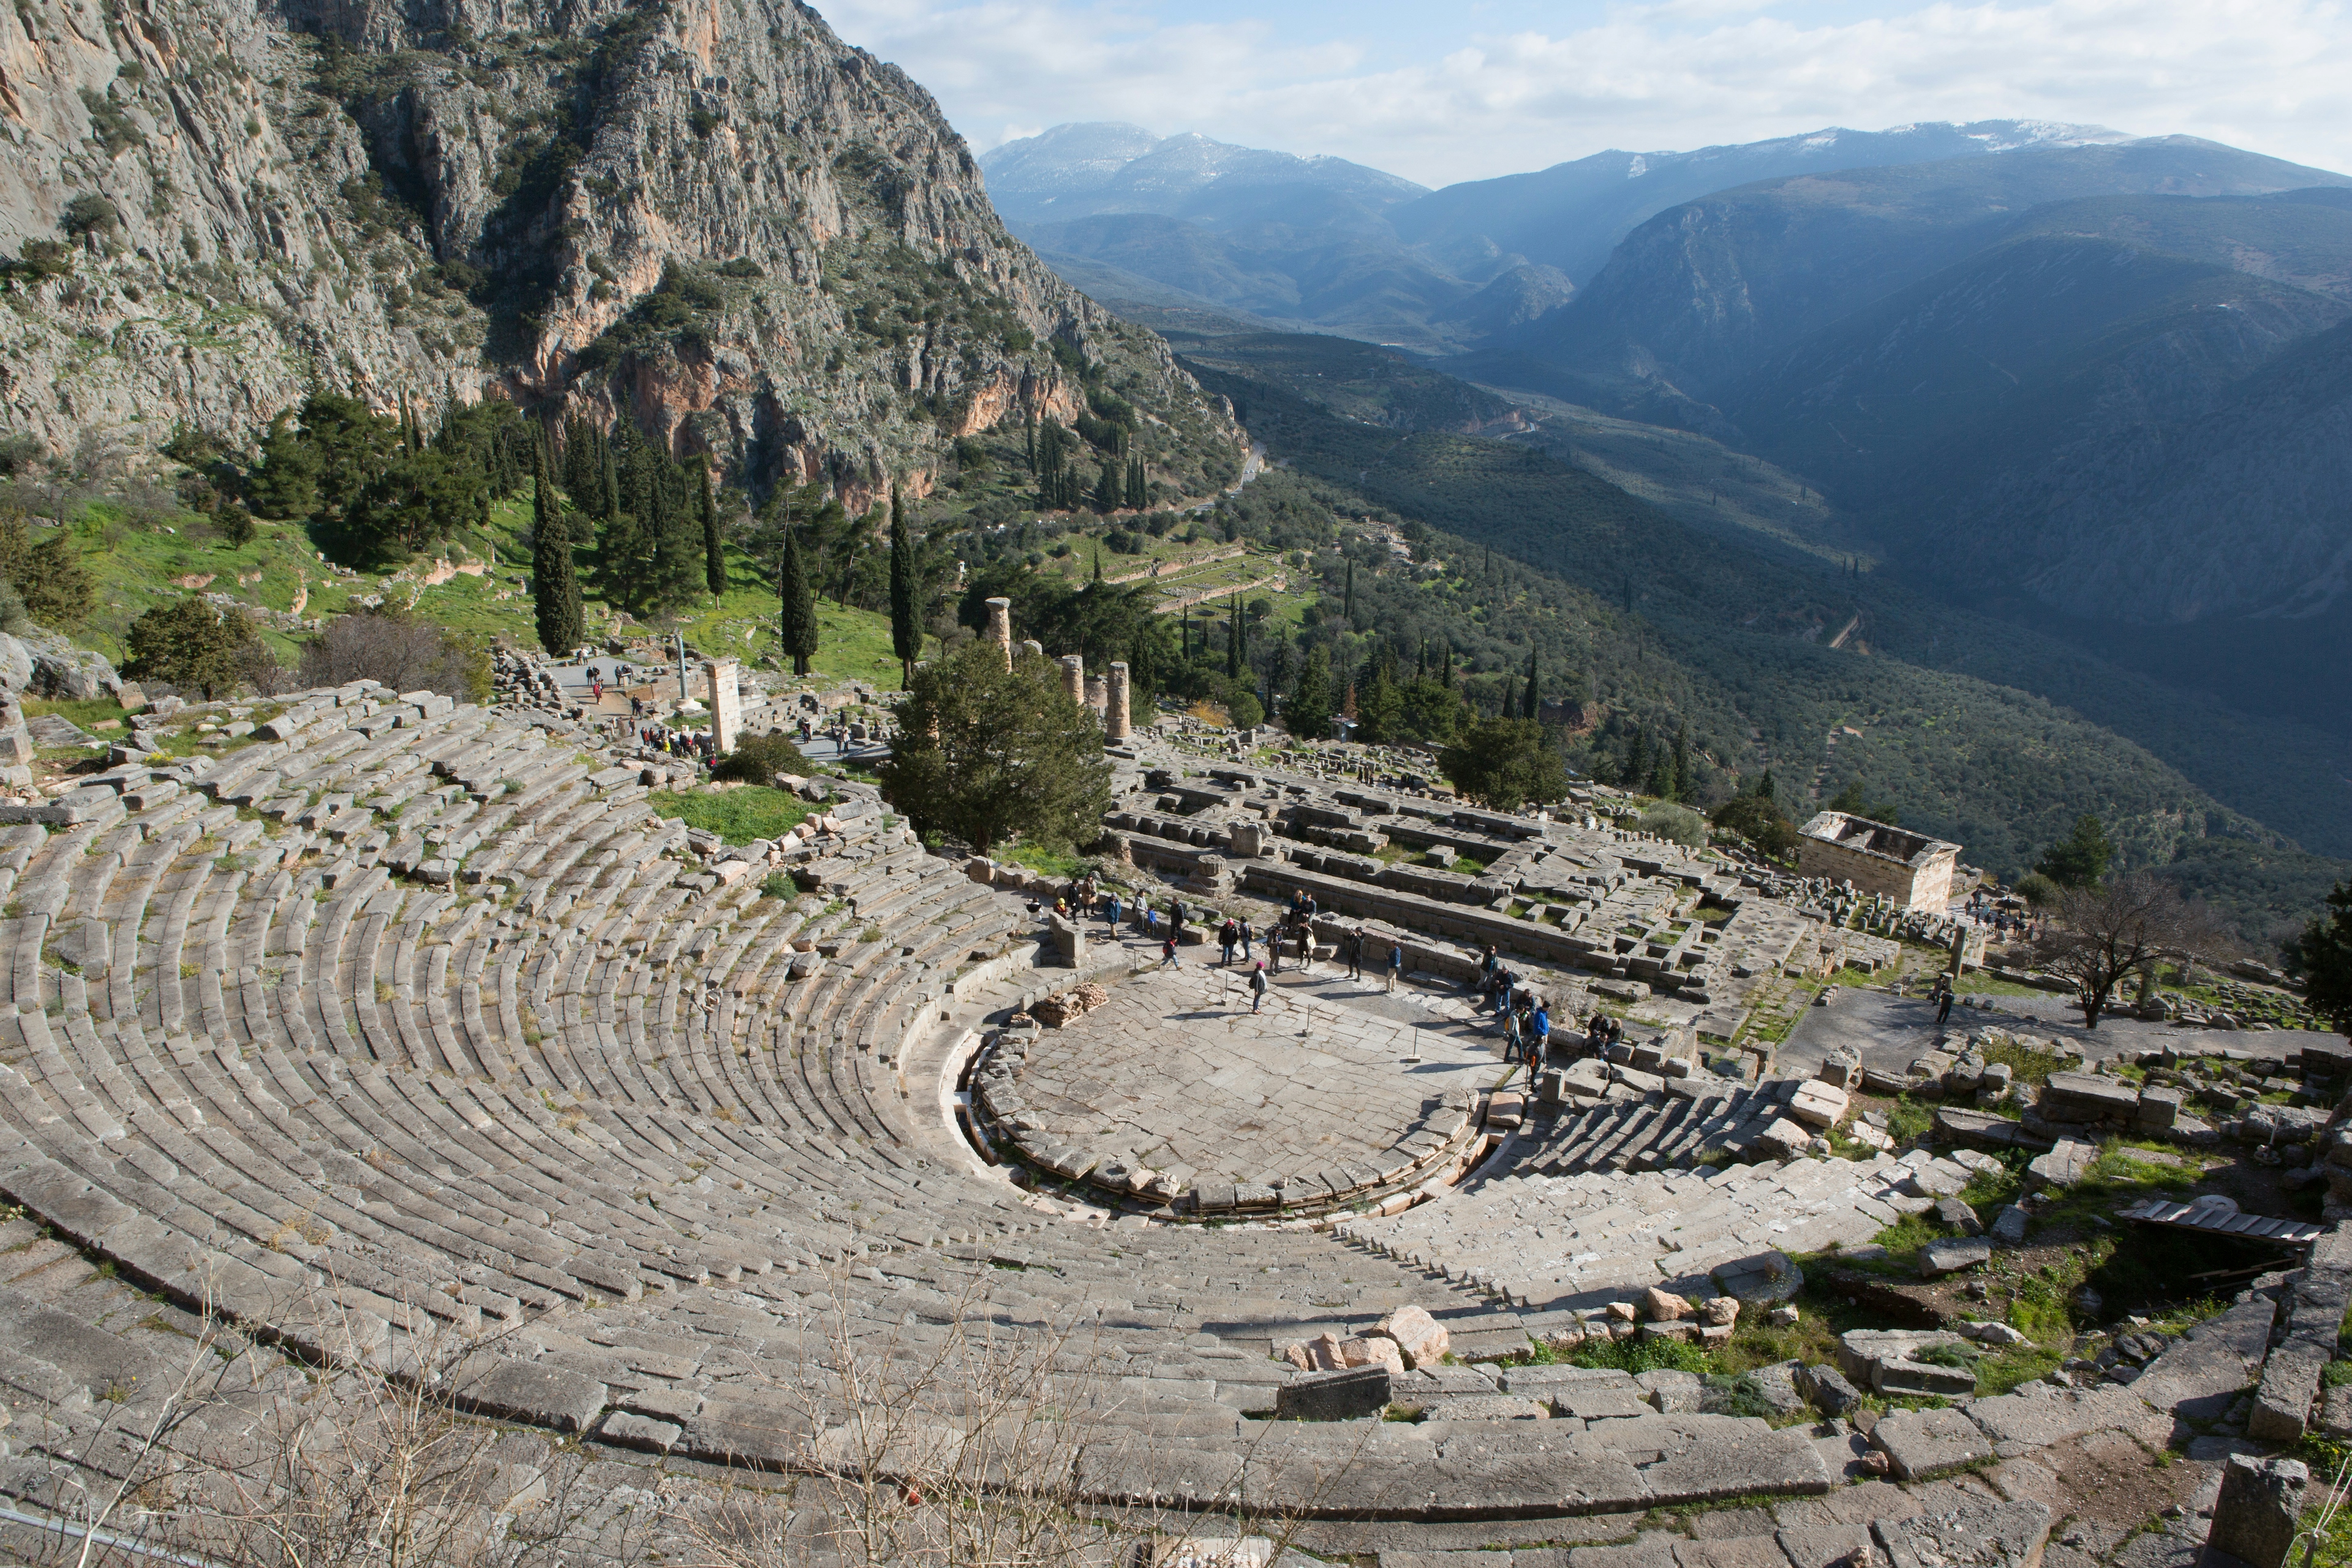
531 435 583 658
888 489 921 689
1343 560 1355 624
1225 594 1242 682
1673 723 1692 803
1523 649 1540 721
700 464 726 598
777 520 818 677
1286 644 1333 741
1626 726 1651 793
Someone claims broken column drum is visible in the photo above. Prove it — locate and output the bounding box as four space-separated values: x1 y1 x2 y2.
1060 655 1085 706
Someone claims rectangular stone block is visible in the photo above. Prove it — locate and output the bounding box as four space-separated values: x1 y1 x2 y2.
1273 1365 1393 1421
1870 1406 1992 1480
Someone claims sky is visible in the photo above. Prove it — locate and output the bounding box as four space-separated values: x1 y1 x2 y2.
813 0 2352 188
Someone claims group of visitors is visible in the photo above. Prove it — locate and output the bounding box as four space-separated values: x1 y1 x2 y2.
639 725 717 763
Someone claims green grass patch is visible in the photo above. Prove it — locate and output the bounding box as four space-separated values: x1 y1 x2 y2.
1884 1095 1934 1144
21 695 129 731
1979 1035 2071 1091
1001 840 1094 881
647 786 813 845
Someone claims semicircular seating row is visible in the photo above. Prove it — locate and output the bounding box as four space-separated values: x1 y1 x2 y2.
0 686 1860 1521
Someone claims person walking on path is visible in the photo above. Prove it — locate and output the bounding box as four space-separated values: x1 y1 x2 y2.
1294 922 1312 973
1268 924 1283 975
1238 918 1253 962
1161 934 1179 969
1385 941 1403 992
1219 918 1238 967
1934 975 1955 1026
1531 1002 1551 1063
1249 962 1268 1013
1502 1005 1525 1073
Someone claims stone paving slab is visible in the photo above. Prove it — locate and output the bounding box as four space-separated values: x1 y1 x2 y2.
979 965 1499 1197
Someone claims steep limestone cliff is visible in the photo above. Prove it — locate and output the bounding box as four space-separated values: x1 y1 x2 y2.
0 0 1241 500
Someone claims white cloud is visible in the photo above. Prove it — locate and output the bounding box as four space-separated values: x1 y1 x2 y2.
811 0 2352 184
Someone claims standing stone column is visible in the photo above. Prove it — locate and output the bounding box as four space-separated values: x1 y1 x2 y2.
702 658 741 754
1060 654 1084 705
1084 674 1107 714
1107 662 1132 741
986 597 1014 668
1020 638 1044 659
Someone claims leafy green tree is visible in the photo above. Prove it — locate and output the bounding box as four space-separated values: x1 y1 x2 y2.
124 595 261 699
777 521 818 677
1711 793 1798 860
245 412 320 518
878 639 1114 858
1355 648 1403 744
0 511 95 627
530 438 582 658
700 464 726 598
2037 813 2114 889
1285 643 1332 740
1441 716 1567 811
889 491 921 688
1226 688 1264 729
2288 882 2352 1038
1400 672 1461 744
296 392 401 516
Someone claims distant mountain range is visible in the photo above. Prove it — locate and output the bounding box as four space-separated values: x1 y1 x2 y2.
979 119 2133 347
988 117 2352 849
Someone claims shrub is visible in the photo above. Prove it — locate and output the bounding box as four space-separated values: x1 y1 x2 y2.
1638 802 1708 847
1226 689 1264 729
2014 872 2060 907
712 730 807 786
0 508 97 626
124 595 262 698
296 606 489 701
61 192 121 237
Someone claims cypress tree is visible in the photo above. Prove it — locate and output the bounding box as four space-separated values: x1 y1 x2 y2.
1626 726 1651 793
1441 643 1453 684
1023 409 1036 472
1093 545 1103 583
1225 594 1242 682
1094 457 1121 513
530 436 582 658
1758 768 1777 805
1343 560 1355 623
701 464 726 598
1672 723 1692 802
1523 649 1540 721
888 489 921 689
778 521 818 677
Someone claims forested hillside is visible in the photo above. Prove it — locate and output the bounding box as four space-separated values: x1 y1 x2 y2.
1174 331 2352 938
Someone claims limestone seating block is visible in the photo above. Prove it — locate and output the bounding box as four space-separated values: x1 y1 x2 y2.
1785 1080 1848 1131
1872 1499 2051 1568
1869 1406 1992 1480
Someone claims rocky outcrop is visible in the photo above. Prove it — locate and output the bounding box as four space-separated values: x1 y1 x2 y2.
0 0 1241 497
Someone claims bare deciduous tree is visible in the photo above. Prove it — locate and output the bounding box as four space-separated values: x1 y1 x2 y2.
298 608 489 702
2027 872 2230 1028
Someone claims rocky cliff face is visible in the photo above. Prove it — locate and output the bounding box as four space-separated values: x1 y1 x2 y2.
0 0 1240 498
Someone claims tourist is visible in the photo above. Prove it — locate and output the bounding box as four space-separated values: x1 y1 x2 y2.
1249 962 1268 1012
1385 940 1403 992
1146 903 1161 940
1238 918 1253 961
1934 975 1955 1026
1268 925 1282 974
1476 944 1499 993
1219 918 1238 966
1161 934 1179 969
1295 922 1311 971
1106 891 1123 927
1346 929 1363 981
1531 1002 1551 1061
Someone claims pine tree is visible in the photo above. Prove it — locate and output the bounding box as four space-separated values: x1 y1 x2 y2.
1626 726 1651 793
1285 644 1333 741
777 519 818 677
888 489 921 689
700 464 726 598
530 436 583 658
1758 769 1777 804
